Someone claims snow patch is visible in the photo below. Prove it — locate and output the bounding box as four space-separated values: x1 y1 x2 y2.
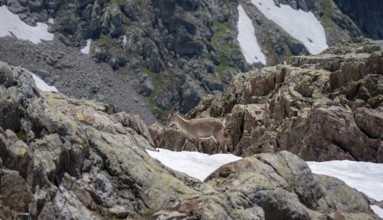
146 149 383 217
251 0 328 54
146 149 242 181
237 5 266 65
307 160 383 201
123 35 127 48
81 39 92 55
307 160 383 217
0 6 53 44
371 205 383 218
48 18 55 24
32 73 58 92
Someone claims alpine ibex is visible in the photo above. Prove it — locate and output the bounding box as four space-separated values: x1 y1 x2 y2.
169 113 225 145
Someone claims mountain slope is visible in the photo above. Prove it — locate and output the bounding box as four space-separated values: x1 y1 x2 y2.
0 0 381 121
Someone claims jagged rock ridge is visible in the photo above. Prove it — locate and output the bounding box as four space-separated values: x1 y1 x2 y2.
151 39 383 163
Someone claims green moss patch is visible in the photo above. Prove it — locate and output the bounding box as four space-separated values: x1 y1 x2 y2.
211 21 241 80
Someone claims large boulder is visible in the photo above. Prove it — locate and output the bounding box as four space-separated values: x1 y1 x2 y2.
276 106 382 162
354 107 383 139
205 151 378 220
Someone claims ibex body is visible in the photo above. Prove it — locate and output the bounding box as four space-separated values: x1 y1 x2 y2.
169 113 225 144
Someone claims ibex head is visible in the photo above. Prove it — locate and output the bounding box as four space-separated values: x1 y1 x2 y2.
168 104 180 127
168 112 178 127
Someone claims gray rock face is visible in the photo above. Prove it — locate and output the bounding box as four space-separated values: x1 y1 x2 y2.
334 0 383 39
354 107 383 139
0 60 379 219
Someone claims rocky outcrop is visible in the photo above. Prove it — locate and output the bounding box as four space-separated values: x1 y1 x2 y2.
0 59 379 219
205 151 378 220
157 40 383 162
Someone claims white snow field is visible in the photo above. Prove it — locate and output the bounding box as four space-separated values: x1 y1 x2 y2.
237 5 267 65
307 160 383 218
81 39 92 55
147 149 383 217
307 160 383 201
146 148 241 181
32 73 58 92
251 0 328 54
0 6 53 44
371 205 383 218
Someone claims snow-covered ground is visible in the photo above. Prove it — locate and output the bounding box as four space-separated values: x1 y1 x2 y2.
307 160 383 217
371 205 383 218
307 160 383 201
147 149 383 217
237 5 266 65
0 6 53 44
81 39 92 55
251 0 328 54
32 73 58 92
146 148 241 181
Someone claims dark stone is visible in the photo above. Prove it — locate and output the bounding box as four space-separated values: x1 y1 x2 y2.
334 0 383 39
